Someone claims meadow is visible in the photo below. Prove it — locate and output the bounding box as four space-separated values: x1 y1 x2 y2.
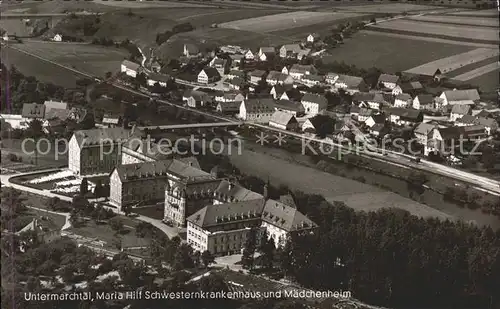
449 9 498 16
407 15 499 27
322 31 475 73
467 69 500 91
369 19 499 43
404 48 499 75
218 11 364 33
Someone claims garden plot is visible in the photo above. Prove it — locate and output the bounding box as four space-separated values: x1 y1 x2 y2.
404 48 499 76
407 15 499 28
218 11 363 33
369 20 499 42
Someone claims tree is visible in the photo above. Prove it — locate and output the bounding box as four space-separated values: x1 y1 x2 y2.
241 228 257 270
199 274 228 293
109 217 124 233
122 204 132 216
258 231 275 270
201 250 215 268
80 178 89 195
27 118 44 165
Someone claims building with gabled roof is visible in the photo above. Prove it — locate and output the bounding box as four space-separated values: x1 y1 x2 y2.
186 197 317 254
22 103 45 119
387 108 423 126
274 99 305 116
197 68 221 85
439 89 480 106
289 64 317 80
333 74 368 93
301 93 327 115
248 70 267 85
68 127 144 175
121 60 141 78
450 104 471 122
412 94 435 110
394 93 412 108
377 74 400 89
267 71 294 86
216 101 242 115
269 111 299 131
238 98 275 122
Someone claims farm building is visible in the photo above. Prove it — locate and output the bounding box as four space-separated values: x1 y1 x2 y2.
216 101 241 115
228 77 246 91
279 44 310 60
377 74 399 90
289 64 317 80
414 122 436 146
332 74 368 94
257 47 276 61
412 94 435 110
353 92 388 110
439 89 480 106
147 73 171 87
274 99 305 117
209 56 230 76
186 91 211 108
393 93 412 108
449 105 472 122
248 70 267 85
387 108 423 126
302 74 324 87
244 50 255 60
267 71 294 86
365 113 387 128
215 92 245 103
301 115 336 136
226 70 245 80
358 108 374 122
197 68 221 85
121 60 141 78
301 93 327 116
269 111 299 131
369 123 389 138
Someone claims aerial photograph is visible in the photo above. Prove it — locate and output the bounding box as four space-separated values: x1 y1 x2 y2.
0 0 498 308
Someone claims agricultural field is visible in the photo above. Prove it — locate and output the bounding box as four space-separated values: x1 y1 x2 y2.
335 3 439 13
93 0 212 9
218 11 365 33
9 40 129 79
448 9 498 16
407 15 499 27
453 62 500 82
404 48 499 75
466 69 500 92
369 19 499 43
322 31 476 73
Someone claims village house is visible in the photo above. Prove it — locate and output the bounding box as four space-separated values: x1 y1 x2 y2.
391 85 403 96
377 74 400 90
439 89 480 106
301 115 335 135
274 99 305 116
0 114 32 130
477 117 499 135
279 44 310 60
215 92 245 103
301 93 328 116
289 64 317 80
69 127 143 175
279 88 302 102
257 47 275 61
120 60 141 78
44 100 68 113
226 69 245 80
52 34 63 42
353 92 388 110
370 123 389 137
307 33 320 43
400 81 424 95
183 44 200 58
387 108 423 126
229 54 244 67
349 105 361 118
333 120 353 142
244 50 255 60
22 103 46 119
455 115 477 127
248 70 267 85
393 93 412 108
425 125 487 156
414 122 436 146
332 74 368 94
450 104 471 122
282 66 290 75
186 197 317 254
238 98 275 123
186 91 211 108
216 101 242 115
209 56 230 76
302 74 324 87
197 68 221 85
269 111 299 131
412 94 435 110
267 71 294 86
365 113 387 128
228 77 246 91
151 60 161 73
357 108 374 122
146 73 171 87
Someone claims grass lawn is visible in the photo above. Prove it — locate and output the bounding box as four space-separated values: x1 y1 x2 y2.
11 40 129 78
322 31 475 73
134 206 164 220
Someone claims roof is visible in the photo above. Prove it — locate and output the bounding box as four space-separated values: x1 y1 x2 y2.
378 74 399 84
44 100 68 112
477 117 497 128
456 115 477 125
395 93 412 101
451 104 471 115
214 180 263 202
414 122 435 135
475 110 493 118
336 74 364 88
442 89 480 102
261 199 317 231
190 90 210 102
249 70 267 78
281 44 303 54
218 91 244 101
115 159 212 182
387 108 422 120
188 197 316 231
289 64 316 75
200 67 220 79
352 92 386 104
44 108 71 121
147 72 171 83
229 77 246 87
229 54 244 61
102 114 120 124
370 123 386 132
415 94 434 105
227 70 245 78
267 71 290 82
308 33 320 38
275 99 305 113
124 140 173 161
306 115 335 131
270 111 297 126
243 98 275 114
359 108 373 117
301 93 327 108
302 74 324 82
279 194 296 208
350 105 361 114
401 81 423 91
259 47 275 53
73 127 141 147
121 60 140 71
22 103 45 119
217 101 241 112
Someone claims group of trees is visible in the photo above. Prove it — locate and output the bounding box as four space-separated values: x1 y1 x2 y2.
155 22 195 45
69 195 115 228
